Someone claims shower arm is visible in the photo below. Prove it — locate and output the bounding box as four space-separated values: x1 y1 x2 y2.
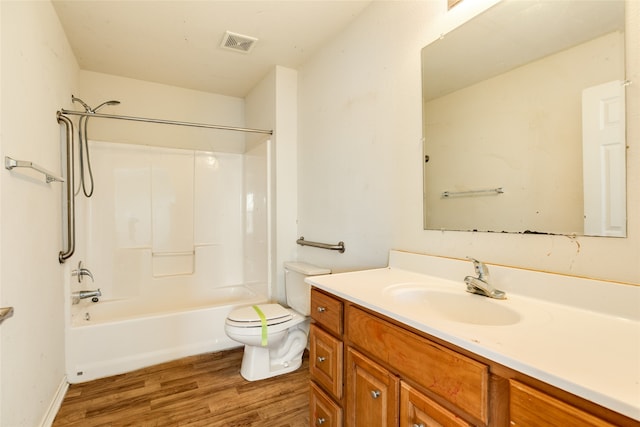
59 109 273 135
57 112 75 263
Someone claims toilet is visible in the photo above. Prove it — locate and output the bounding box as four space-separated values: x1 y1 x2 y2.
224 262 331 381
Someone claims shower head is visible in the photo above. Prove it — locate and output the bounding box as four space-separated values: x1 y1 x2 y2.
71 95 120 113
93 100 121 112
72 95 92 113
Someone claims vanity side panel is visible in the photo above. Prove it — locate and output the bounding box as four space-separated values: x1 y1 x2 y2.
346 305 489 424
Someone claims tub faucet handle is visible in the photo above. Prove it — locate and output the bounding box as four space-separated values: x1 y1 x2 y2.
72 261 94 283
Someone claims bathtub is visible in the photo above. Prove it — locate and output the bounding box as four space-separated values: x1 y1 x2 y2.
65 284 267 383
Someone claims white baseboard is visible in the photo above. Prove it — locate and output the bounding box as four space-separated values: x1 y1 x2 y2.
39 376 68 427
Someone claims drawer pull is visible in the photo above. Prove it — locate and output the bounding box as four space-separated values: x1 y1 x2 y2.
371 390 381 399
317 356 326 363
317 306 326 312
413 424 425 427
317 417 326 425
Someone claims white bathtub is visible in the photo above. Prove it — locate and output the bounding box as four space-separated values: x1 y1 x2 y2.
66 285 267 383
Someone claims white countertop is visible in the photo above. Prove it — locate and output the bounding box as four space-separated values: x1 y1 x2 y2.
306 251 640 421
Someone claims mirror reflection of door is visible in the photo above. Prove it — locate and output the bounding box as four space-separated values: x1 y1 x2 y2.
582 80 626 237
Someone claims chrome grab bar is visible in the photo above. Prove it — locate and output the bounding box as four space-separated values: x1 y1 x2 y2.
441 187 504 198
4 157 64 183
296 236 345 253
57 112 75 263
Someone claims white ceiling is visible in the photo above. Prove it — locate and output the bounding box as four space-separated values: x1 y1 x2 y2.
52 1 371 98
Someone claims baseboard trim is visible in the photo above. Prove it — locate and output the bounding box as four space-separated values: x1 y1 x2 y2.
39 375 68 427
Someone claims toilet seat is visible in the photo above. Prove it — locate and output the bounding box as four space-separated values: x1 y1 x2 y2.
226 304 293 328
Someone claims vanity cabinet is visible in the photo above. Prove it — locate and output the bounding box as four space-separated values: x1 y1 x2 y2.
309 287 638 426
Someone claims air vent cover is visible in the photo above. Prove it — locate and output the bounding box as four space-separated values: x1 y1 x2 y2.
220 31 258 53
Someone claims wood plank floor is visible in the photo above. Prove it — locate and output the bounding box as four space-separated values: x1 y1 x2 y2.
53 348 309 427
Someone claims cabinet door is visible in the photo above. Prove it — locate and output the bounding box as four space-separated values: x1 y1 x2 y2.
311 382 343 427
401 382 472 427
346 348 399 427
310 324 343 399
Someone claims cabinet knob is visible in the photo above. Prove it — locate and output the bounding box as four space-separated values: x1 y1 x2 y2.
317 356 326 363
317 417 326 425
371 390 381 399
317 306 326 312
413 424 425 427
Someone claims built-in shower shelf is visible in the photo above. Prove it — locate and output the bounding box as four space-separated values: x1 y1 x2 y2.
4 156 64 183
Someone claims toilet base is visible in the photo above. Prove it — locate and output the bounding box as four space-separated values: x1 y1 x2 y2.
239 326 308 381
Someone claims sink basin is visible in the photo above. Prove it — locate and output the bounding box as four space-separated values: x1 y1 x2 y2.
383 283 521 326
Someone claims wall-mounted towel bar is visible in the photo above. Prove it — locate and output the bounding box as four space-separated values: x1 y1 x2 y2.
4 156 64 183
441 187 504 198
296 236 345 253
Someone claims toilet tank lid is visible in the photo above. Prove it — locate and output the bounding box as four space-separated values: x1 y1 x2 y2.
284 261 331 276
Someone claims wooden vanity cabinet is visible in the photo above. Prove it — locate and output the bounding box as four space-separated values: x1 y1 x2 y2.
309 287 639 427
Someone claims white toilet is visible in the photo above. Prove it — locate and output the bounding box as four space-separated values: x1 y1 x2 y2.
224 262 331 381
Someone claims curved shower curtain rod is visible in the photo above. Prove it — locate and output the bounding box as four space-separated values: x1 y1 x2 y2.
58 109 274 135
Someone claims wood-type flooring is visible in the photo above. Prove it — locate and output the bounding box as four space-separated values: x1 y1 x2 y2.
53 348 309 427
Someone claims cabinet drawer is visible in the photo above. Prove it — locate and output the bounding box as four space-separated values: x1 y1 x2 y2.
509 380 615 427
401 382 472 427
311 288 343 336
310 324 343 400
347 306 489 423
310 381 343 427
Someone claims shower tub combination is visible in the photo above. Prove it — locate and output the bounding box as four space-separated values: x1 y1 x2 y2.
67 283 266 383
65 138 271 383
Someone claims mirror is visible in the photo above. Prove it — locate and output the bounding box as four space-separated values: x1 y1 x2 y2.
422 0 627 236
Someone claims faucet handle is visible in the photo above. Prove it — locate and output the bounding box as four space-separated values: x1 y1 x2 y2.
466 257 490 279
71 261 94 283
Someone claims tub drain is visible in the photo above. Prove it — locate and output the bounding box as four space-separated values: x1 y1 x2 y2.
84 312 91 321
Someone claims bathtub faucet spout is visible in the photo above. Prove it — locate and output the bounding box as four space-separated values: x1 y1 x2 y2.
72 289 101 305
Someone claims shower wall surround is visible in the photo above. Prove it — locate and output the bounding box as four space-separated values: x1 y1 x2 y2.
78 140 268 302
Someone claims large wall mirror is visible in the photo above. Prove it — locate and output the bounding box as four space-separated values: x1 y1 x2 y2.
422 0 627 237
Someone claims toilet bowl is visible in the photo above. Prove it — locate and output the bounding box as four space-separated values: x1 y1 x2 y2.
224 262 330 381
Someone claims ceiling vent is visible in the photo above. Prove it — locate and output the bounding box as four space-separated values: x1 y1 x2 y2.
220 31 258 54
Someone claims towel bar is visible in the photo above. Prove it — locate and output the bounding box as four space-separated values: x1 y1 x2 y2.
4 156 64 183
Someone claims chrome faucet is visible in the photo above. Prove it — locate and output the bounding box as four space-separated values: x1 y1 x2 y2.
72 289 101 305
464 257 506 299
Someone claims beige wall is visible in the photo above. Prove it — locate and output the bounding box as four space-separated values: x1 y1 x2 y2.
0 1 78 425
78 71 246 153
298 0 639 284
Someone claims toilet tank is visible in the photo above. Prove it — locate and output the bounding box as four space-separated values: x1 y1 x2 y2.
284 262 331 315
